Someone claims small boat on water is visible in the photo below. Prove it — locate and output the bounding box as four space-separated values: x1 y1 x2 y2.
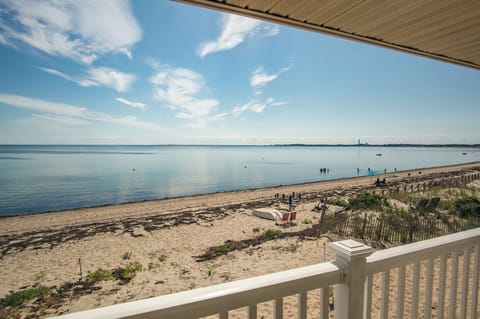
462 152 467 155
376 153 382 156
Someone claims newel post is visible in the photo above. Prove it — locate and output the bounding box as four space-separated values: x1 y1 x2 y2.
330 240 374 319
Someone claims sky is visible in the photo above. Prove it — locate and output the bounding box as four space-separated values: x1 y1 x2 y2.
0 0 479 145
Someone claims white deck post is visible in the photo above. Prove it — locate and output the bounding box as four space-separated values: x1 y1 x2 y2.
330 240 374 319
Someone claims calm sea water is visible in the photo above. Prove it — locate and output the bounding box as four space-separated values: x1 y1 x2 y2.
0 145 479 216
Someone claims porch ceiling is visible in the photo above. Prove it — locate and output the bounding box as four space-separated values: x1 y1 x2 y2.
177 0 480 70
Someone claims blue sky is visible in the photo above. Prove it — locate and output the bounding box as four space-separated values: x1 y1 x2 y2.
0 0 479 145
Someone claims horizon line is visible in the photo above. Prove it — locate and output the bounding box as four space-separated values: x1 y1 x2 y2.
1 143 480 148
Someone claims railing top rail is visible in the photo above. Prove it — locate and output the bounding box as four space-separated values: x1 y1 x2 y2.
50 262 342 319
366 227 480 275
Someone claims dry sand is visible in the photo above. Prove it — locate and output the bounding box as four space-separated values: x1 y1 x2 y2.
0 162 479 318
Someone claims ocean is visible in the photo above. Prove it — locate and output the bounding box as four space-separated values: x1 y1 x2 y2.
0 145 479 216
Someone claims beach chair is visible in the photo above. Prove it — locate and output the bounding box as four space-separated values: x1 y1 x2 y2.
289 211 297 225
416 198 429 209
426 197 440 211
409 198 428 213
312 201 322 211
276 212 290 225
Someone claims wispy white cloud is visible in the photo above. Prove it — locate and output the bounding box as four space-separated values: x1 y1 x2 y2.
0 0 141 64
32 114 88 126
37 67 96 87
116 97 146 110
197 13 279 58
0 33 7 45
232 98 286 117
184 112 229 129
261 24 280 36
38 66 135 92
0 93 87 116
0 93 159 130
90 112 159 130
150 63 225 127
87 67 135 92
250 66 291 88
231 65 290 118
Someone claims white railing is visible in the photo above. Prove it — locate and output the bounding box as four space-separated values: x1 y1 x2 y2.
51 228 480 319
364 227 480 319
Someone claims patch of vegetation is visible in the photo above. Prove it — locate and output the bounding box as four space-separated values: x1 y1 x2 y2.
147 262 158 270
388 191 413 203
326 198 346 206
252 227 260 233
4 286 52 306
86 268 114 282
263 229 281 238
347 193 388 211
117 261 143 280
213 243 235 254
122 251 132 260
147 255 166 270
302 219 312 224
454 197 480 218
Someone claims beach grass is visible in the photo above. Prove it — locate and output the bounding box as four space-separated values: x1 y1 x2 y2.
4 286 51 306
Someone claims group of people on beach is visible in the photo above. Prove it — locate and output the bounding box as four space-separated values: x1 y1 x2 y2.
374 177 387 187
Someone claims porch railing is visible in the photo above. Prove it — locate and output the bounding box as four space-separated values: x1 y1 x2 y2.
51 227 480 319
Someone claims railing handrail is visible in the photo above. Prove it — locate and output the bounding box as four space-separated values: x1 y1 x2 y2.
366 227 480 275
49 228 480 319
51 262 342 319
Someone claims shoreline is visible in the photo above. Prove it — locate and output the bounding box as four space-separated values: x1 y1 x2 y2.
0 161 479 317
2 160 480 221
0 162 479 237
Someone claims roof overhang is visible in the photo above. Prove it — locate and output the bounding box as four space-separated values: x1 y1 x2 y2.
177 0 480 70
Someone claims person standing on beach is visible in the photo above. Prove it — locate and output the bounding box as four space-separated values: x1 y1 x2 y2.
288 194 293 212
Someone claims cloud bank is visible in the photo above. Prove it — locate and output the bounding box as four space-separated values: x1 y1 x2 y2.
0 0 142 64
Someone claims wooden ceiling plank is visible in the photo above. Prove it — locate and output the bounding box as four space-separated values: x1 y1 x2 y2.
244 0 282 12
226 0 250 7
269 0 311 17
308 1 364 26
381 2 479 39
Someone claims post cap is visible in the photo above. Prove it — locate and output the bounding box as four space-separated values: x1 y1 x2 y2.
329 240 374 259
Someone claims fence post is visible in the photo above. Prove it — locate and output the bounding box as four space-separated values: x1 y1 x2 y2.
330 240 374 319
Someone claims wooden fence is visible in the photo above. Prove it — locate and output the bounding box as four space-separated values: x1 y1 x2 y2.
332 212 480 243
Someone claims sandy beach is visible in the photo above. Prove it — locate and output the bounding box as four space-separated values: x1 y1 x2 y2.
1 162 479 318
